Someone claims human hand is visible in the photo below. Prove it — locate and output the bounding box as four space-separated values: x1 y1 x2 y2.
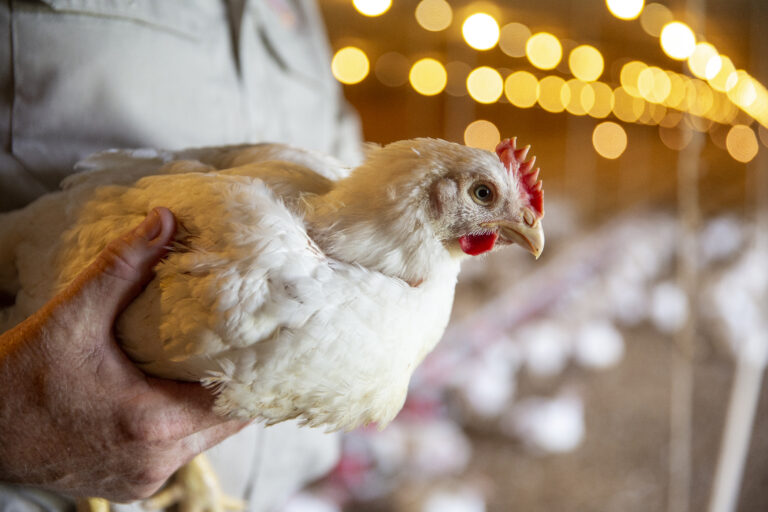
0 208 247 501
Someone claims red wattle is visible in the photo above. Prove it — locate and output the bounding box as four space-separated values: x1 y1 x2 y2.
459 233 498 255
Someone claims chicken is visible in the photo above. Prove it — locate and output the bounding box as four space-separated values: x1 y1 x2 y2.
0 137 544 509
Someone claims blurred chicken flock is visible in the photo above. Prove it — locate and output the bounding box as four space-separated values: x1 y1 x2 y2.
279 1 768 511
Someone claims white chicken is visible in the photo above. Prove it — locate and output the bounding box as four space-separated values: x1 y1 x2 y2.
0 137 544 509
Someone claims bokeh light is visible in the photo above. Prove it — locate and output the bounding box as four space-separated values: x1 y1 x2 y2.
688 43 720 80
726 125 759 163
415 0 453 32
637 66 671 103
592 121 628 159
606 0 644 20
727 72 758 109
587 82 614 118
640 3 673 36
332 46 370 85
708 56 736 92
660 22 696 60
504 71 539 108
613 86 645 122
500 23 531 58
462 13 500 51
526 32 563 70
445 61 471 96
759 125 768 148
464 120 501 151
659 123 693 150
564 79 593 115
620 61 648 97
569 45 604 82
409 58 447 96
375 52 410 87
664 72 687 109
538 75 568 113
353 0 391 17
467 66 503 103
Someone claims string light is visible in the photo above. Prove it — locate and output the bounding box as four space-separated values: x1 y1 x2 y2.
526 32 562 70
464 120 501 151
568 45 604 82
352 0 391 17
564 79 593 115
592 121 628 159
640 3 673 36
613 86 644 122
332 47 370 84
726 125 759 162
688 43 720 80
504 71 539 108
500 23 531 58
587 82 614 118
467 66 503 103
620 61 648 97
375 52 410 87
708 56 736 92
462 13 500 51
538 76 568 113
409 58 448 96
660 22 696 60
659 123 693 150
606 0 644 20
415 0 452 32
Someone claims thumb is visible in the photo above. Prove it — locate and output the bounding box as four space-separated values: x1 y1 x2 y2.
66 207 176 322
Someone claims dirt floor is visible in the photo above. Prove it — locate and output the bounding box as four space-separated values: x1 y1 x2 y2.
462 327 767 512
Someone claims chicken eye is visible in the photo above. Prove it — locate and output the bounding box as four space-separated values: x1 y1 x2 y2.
471 184 494 205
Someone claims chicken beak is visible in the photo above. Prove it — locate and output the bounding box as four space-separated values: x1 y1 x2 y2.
493 220 545 259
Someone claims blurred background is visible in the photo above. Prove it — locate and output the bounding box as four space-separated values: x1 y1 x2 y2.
282 1 768 511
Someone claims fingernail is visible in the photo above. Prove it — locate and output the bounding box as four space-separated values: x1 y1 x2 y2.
134 208 162 241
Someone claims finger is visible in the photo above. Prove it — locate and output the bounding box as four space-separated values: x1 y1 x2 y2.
141 377 249 438
179 419 252 462
63 207 176 323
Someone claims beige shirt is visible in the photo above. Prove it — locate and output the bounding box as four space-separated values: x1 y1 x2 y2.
0 0 361 509
0 0 361 210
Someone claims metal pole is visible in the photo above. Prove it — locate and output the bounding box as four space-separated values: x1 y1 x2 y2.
668 1 706 510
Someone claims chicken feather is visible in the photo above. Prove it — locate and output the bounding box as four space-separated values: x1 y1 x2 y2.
0 138 544 432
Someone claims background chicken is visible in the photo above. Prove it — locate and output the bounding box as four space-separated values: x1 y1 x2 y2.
0 138 543 509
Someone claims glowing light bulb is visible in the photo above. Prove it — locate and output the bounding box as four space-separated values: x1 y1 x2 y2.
606 0 644 20
504 71 539 108
526 32 562 70
409 58 448 96
464 120 501 151
726 125 759 163
353 0 391 17
688 42 719 80
500 22 531 58
466 66 503 103
592 121 628 159
331 47 369 85
620 60 648 97
640 3 673 36
538 75 568 113
569 45 604 82
462 13 500 51
587 82 614 118
415 0 452 32
660 22 696 60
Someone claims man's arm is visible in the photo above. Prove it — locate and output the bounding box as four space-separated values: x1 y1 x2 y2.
0 208 247 501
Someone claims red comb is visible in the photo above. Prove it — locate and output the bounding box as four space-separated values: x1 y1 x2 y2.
495 137 544 219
